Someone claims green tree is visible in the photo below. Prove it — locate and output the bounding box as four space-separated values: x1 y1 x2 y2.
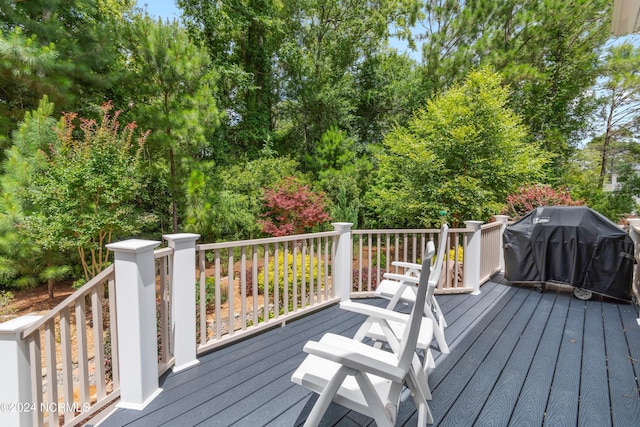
0 97 71 297
595 42 640 187
0 0 132 140
567 138 640 223
415 0 610 176
305 126 371 226
184 154 301 241
122 15 223 233
180 0 285 159
0 28 57 143
354 50 422 146
24 102 152 283
366 67 550 227
275 0 419 155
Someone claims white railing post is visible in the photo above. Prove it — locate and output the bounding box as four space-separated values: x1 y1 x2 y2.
164 233 200 372
106 239 162 410
332 223 353 302
464 220 484 295
627 219 640 325
0 315 42 427
494 215 510 273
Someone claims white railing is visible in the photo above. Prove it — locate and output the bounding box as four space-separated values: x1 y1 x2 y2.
352 229 439 293
352 227 475 294
16 266 119 427
155 247 174 375
0 218 508 426
195 230 341 354
480 221 505 283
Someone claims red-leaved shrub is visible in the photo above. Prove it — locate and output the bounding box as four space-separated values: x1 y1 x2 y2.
502 184 582 220
259 176 331 236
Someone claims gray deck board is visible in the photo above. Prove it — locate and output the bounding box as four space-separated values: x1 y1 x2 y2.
543 294 584 427
579 301 612 427
93 275 640 427
507 291 567 427
602 301 640 426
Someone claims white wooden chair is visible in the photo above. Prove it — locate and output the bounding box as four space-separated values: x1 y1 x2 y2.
343 242 438 376
291 257 434 427
374 224 450 354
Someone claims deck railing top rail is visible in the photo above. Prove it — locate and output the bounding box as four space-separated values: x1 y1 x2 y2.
20 264 115 339
197 230 340 250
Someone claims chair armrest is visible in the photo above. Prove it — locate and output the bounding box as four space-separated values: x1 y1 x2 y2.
391 261 422 270
382 272 420 284
340 301 409 324
303 340 405 382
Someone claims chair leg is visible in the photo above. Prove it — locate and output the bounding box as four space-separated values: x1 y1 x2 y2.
411 354 431 400
424 306 450 354
433 322 449 354
406 372 434 426
303 367 349 427
432 298 447 328
423 349 435 375
355 372 395 427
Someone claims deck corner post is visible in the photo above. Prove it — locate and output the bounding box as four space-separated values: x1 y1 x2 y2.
464 220 484 295
163 233 200 372
627 218 640 325
0 315 42 427
494 215 510 272
106 239 162 410
332 222 353 302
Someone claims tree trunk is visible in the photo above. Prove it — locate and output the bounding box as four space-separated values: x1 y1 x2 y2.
48 277 54 300
599 95 616 188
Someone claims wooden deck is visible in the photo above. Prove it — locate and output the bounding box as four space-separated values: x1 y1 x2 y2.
92 275 640 426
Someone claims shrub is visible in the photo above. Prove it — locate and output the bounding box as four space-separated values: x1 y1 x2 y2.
197 277 227 306
259 176 331 236
0 290 15 316
502 184 582 220
448 247 463 262
352 268 387 291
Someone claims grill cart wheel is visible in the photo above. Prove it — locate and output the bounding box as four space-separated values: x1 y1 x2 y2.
573 287 593 301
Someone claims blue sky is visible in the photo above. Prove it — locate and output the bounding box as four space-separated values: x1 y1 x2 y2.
136 1 180 19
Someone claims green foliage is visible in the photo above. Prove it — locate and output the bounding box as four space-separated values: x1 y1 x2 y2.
305 126 372 227
0 290 15 316
416 0 610 177
23 102 153 281
595 42 640 187
184 156 300 242
197 277 227 307
122 15 223 232
275 0 419 155
354 51 422 146
367 67 550 227
185 169 257 242
0 27 57 140
567 152 640 223
0 0 130 139
180 0 284 158
0 97 73 292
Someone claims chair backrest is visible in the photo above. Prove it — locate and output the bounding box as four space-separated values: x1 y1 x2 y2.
429 223 449 286
398 244 434 369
